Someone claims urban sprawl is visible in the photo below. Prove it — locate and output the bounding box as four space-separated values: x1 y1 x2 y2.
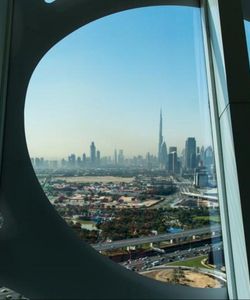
30 111 226 289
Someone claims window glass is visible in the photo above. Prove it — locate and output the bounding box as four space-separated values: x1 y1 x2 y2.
207 4 229 116
25 6 227 288
244 20 250 63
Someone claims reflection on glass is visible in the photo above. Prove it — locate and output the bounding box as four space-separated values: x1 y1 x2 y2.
0 286 28 299
25 6 226 288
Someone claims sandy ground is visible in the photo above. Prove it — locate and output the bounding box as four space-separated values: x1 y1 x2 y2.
143 269 222 288
55 176 134 183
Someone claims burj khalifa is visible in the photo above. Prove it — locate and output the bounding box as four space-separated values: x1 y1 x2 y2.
158 109 168 169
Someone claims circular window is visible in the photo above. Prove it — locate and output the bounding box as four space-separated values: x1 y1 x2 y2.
25 6 226 289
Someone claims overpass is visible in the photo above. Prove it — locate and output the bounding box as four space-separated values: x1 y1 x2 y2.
92 225 221 251
181 192 218 201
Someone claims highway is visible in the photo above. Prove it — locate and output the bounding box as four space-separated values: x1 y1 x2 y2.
122 242 223 273
92 225 221 251
181 192 218 201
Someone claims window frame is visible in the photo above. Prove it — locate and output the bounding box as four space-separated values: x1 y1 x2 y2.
0 0 249 299
201 0 250 298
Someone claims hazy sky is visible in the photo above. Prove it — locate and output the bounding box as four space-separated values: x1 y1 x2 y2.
25 6 213 160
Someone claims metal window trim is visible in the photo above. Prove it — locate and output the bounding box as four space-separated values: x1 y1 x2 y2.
201 0 250 299
0 0 13 181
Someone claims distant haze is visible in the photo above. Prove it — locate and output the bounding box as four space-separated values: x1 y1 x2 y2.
25 6 212 160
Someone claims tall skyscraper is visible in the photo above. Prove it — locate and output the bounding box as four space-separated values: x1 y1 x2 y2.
118 149 124 165
158 109 167 169
168 146 178 174
196 146 201 166
82 153 86 164
169 146 177 153
161 142 168 168
77 156 82 167
96 150 101 165
185 137 196 171
68 153 76 168
90 142 96 164
200 146 205 164
146 152 152 169
114 149 117 165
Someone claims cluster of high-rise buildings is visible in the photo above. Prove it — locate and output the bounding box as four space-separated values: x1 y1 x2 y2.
157 110 214 175
31 110 215 177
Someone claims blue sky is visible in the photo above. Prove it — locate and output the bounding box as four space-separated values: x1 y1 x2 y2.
25 6 213 160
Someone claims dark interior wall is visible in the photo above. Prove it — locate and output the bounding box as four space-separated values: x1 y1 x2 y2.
1 0 249 298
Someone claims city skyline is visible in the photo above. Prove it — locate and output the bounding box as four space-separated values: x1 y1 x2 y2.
30 110 213 162
25 6 213 160
31 132 214 169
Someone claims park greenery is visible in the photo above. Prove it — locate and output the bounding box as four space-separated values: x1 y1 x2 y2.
69 207 220 243
167 255 209 269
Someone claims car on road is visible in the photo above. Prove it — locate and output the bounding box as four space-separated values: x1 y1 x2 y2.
151 260 160 267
